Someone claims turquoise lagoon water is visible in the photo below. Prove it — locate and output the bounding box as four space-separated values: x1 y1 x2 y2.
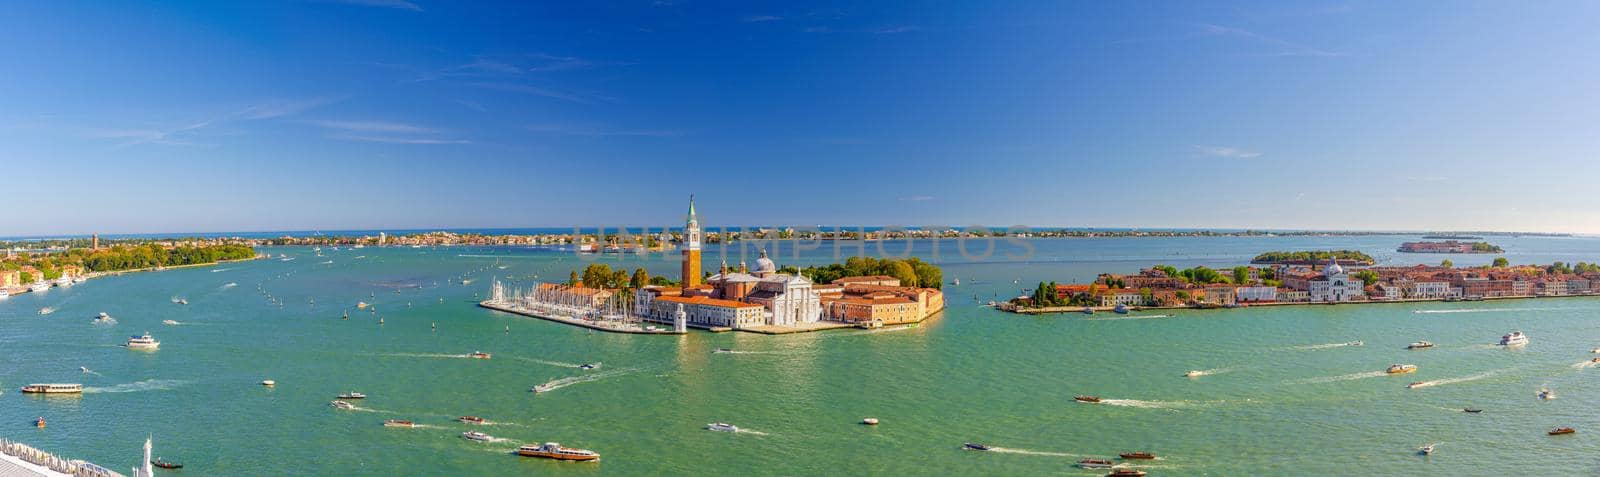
4 235 1600 475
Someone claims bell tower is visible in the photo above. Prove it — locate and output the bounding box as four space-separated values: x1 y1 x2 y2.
681 195 702 290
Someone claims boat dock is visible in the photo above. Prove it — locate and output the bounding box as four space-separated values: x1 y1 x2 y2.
0 439 123 477
478 301 687 335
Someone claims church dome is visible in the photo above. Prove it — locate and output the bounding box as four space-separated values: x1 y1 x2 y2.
755 249 777 273
1325 258 1344 276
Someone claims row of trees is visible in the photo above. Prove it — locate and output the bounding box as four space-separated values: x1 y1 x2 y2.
799 256 943 289
1250 250 1375 264
1 244 256 279
571 264 676 289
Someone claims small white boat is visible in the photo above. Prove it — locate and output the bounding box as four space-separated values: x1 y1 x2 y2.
30 281 51 292
861 418 879 425
0 290 9 300
706 422 739 433
1184 370 1205 378
38 307 56 316
338 392 367 399
530 383 556 393
126 332 160 349
1499 331 1529 347
162 320 179 325
1347 340 1364 347
461 431 493 442
1538 388 1556 400
1407 341 1434 349
261 380 276 387
1419 444 1435 455
331 400 355 409
79 366 91 373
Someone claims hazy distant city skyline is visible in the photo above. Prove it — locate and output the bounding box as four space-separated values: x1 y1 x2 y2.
5 1 1600 235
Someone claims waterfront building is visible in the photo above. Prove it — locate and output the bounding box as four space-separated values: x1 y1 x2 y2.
830 276 902 287
645 294 765 328
1201 285 1237 305
1235 286 1278 303
1096 288 1148 307
1407 281 1453 299
821 284 945 325
1305 259 1365 302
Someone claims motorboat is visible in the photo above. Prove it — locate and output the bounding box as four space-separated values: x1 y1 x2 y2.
1347 341 1364 347
30 281 50 292
1074 395 1102 403
1549 427 1575 435
461 431 494 442
1418 444 1436 455
861 418 880 425
1407 381 1428 389
338 392 367 399
261 380 276 387
467 351 491 359
38 307 55 315
162 320 179 325
1076 458 1114 469
714 348 733 353
1407 341 1435 350
126 332 161 350
1107 470 1147 477
34 417 45 428
383 419 415 428
579 363 601 370
1498 331 1529 346
1538 388 1556 400
1119 451 1156 460
517 442 600 461
530 383 556 394
80 366 90 373
706 422 739 433
457 416 485 425
25 383 83 395
1113 304 1129 314
1462 408 1483 413
150 459 182 469
331 400 356 410
962 443 992 451
1184 370 1205 378
1386 364 1418 374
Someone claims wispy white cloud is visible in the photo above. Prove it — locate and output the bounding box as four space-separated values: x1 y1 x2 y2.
525 123 684 138
326 134 469 145
232 97 343 120
742 15 782 23
324 0 422 12
295 119 437 134
88 97 340 147
899 195 935 202
803 25 921 34
1198 23 1348 57
470 82 611 104
1195 145 1262 159
454 99 487 112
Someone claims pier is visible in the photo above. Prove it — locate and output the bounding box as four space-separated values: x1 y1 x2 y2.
0 439 123 477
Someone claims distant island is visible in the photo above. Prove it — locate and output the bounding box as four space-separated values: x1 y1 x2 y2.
1421 234 1483 240
1250 250 1375 265
1 243 257 294
1398 241 1503 254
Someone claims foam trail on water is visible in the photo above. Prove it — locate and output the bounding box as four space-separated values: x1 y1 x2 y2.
984 447 1081 457
1286 341 1363 351
383 353 470 359
1091 314 1176 321
532 368 637 394
1407 370 1503 388
211 268 234 273
1291 370 1388 384
84 379 190 393
1099 399 1194 410
508 356 583 368
219 282 238 290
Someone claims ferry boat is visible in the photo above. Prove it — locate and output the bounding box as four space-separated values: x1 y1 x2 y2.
331 400 356 410
962 443 992 451
1498 331 1529 346
1549 427 1575 435
705 422 739 432
467 351 491 359
1076 458 1114 469
383 419 415 428
1074 395 1102 403
516 442 600 462
30 281 50 292
1386 364 1418 374
1407 341 1435 349
457 416 485 425
126 332 160 350
461 431 493 442
338 392 367 399
1118 451 1157 460
20 383 83 394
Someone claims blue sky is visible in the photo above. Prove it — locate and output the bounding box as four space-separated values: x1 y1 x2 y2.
4 1 1600 235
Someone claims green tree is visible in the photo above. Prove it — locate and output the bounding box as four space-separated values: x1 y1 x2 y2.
568 270 580 286
1354 269 1379 286
1492 257 1509 268
1232 266 1250 285
1440 259 1454 268
20 271 34 284
630 268 650 289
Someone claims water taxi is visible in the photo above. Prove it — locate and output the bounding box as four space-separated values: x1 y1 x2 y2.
1498 331 1529 346
1074 395 1102 403
383 419 415 428
962 443 992 451
1118 451 1156 460
1107 470 1147 477
457 416 485 425
162 320 179 325
126 332 160 350
1407 341 1435 349
516 442 600 462
338 392 366 399
706 422 739 432
467 351 491 359
1076 458 1114 469
861 418 879 425
330 400 355 410
1407 381 1427 389
461 431 493 442
1386 364 1418 374
1549 427 1575 435
20 383 83 394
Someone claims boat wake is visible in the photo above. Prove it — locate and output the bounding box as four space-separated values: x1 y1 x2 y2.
84 379 190 394
508 356 585 368
219 282 238 290
382 353 472 359
1291 371 1388 384
1287 341 1363 351
1184 368 1231 377
1090 314 1176 321
321 260 334 265
211 268 234 273
92 317 118 326
984 447 1080 457
1407 370 1502 389
1099 399 1197 410
1413 307 1576 314
532 368 637 394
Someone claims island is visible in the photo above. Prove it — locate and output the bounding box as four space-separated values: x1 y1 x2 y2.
1398 241 1503 254
1249 250 1375 266
1 242 257 296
